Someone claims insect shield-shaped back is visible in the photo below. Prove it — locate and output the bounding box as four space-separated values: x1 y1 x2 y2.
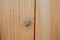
25 18 32 27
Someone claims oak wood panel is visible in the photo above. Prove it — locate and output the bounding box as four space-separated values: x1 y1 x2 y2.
55 0 60 40
36 0 50 40
35 0 41 40
0 0 2 40
50 0 56 40
0 0 34 40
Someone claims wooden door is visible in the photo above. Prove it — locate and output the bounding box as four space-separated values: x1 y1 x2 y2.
36 0 60 40
0 0 35 40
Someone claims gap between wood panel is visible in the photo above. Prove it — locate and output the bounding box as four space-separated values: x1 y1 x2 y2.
34 0 36 40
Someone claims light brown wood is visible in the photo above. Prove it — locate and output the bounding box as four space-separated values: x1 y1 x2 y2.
50 0 56 40
0 0 34 40
36 0 50 40
0 0 60 40
50 0 60 40
35 0 41 40
36 0 60 40
55 0 60 40
0 0 2 40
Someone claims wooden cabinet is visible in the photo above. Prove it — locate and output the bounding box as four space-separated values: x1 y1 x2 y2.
0 0 60 40
0 0 34 40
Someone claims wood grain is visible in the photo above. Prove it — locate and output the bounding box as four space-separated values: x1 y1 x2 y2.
55 0 60 40
0 0 34 40
0 0 3 40
36 0 50 40
36 0 60 40
50 0 56 40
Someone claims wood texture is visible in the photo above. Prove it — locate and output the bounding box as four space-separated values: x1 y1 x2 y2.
55 0 60 40
0 0 60 40
50 0 56 40
0 0 2 40
0 0 34 40
36 0 50 40
36 0 60 40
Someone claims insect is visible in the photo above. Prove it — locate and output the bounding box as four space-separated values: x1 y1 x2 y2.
25 17 31 26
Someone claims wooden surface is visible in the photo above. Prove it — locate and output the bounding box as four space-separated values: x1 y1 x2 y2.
0 0 34 40
0 0 60 40
36 0 60 40
35 0 60 40
50 0 56 40
36 0 50 40
55 0 60 40
35 0 41 40
0 0 3 40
